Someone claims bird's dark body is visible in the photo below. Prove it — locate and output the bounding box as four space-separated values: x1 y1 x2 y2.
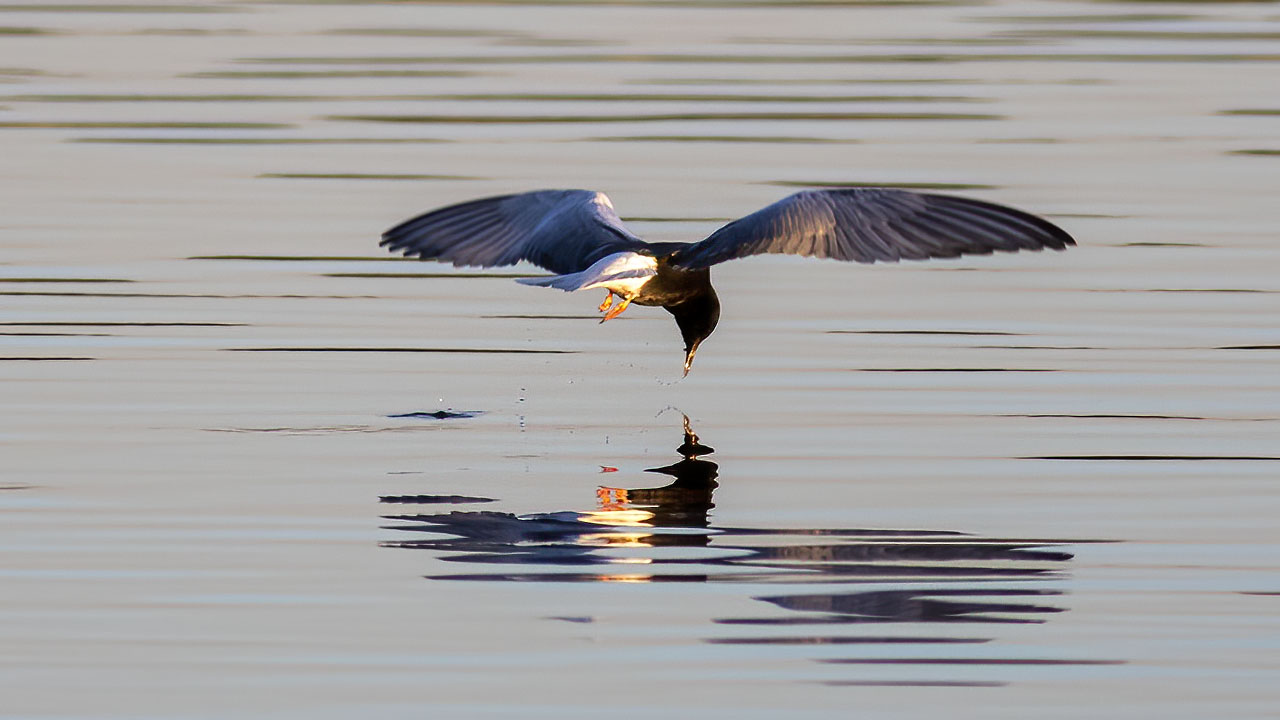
380 187 1075 375
630 257 711 308
616 256 721 372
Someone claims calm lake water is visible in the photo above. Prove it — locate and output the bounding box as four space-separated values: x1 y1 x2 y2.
2 0 1279 718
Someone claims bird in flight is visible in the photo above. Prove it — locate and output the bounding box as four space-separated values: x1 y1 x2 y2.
381 188 1075 375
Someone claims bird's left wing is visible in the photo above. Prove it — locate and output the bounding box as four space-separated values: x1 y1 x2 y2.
381 189 648 274
667 188 1075 269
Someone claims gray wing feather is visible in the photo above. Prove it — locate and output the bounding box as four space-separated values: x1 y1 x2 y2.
381 189 648 274
668 188 1075 269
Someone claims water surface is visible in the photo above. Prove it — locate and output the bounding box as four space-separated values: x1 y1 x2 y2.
2 0 1278 718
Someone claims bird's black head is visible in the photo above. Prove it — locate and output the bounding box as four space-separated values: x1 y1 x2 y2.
666 286 720 376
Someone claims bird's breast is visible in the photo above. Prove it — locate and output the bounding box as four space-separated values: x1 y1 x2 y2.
602 273 654 299
578 251 659 299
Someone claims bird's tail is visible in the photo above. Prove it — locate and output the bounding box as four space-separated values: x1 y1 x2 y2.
516 268 654 293
515 272 590 291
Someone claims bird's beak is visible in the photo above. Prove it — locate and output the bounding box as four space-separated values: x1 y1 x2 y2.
682 342 700 377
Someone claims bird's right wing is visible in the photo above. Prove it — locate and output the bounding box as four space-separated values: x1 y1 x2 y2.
668 188 1075 269
381 189 649 274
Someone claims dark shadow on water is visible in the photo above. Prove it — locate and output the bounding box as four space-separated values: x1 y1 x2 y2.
324 272 543 279
829 330 1022 336
481 314 604 320
591 135 859 144
260 173 482 181
380 494 496 505
0 321 246 327
381 416 1112 683
0 356 93 361
189 255 414 261
767 180 997 191
229 347 573 354
388 410 484 420
858 367 1058 373
329 111 1002 124
1027 455 1280 461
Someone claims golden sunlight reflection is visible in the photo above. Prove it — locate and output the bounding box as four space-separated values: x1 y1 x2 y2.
580 508 656 527
577 531 656 547
596 574 654 584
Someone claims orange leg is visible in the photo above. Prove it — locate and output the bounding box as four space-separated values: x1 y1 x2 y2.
600 296 631 322
597 292 613 313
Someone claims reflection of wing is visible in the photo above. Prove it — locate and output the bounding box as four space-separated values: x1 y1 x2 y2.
759 588 1065 623
381 189 650 274
669 188 1075 269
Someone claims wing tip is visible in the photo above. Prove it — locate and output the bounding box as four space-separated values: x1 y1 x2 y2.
929 192 1080 253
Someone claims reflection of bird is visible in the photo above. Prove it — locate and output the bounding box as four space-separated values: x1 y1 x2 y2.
381 414 1080 615
382 188 1075 374
597 414 718 530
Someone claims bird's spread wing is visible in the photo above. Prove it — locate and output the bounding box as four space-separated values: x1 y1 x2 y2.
667 188 1075 270
381 189 649 274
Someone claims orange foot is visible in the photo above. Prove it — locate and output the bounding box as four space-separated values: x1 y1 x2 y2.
597 292 613 313
600 297 631 322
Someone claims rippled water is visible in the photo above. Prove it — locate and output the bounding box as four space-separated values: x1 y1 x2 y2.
2 0 1279 718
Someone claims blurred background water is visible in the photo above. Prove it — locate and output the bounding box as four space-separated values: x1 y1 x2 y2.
1 0 1278 718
